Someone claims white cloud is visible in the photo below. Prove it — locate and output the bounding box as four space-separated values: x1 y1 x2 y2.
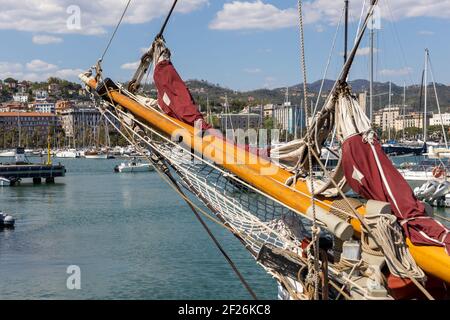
0 0 208 35
0 61 24 79
210 1 450 32
379 67 413 77
209 1 298 30
356 47 380 56
0 59 83 81
418 30 435 36
121 61 140 70
26 59 58 72
243 68 262 74
32 35 63 45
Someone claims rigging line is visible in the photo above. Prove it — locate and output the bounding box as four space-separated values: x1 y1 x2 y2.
355 0 367 45
427 54 448 148
157 160 259 301
93 98 259 300
100 0 133 62
157 0 179 39
313 6 344 117
298 0 321 301
384 0 414 86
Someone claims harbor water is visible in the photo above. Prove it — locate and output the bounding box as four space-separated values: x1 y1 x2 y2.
1 155 449 300
0 158 276 299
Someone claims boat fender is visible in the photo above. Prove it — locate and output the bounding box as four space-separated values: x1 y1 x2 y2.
306 206 353 241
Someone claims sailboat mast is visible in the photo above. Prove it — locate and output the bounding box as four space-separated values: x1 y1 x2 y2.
428 50 449 148
388 81 392 141
424 49 428 143
18 114 21 147
403 82 406 141
344 0 349 64
369 7 375 122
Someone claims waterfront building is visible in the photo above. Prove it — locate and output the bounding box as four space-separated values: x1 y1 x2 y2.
272 102 304 136
394 112 426 131
430 113 450 127
219 113 261 131
0 112 59 130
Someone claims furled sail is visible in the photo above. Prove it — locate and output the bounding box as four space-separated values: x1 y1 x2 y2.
152 38 211 130
342 131 450 255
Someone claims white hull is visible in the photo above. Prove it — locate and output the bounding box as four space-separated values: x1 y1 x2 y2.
399 169 449 182
0 177 11 186
85 154 108 159
115 162 154 173
0 151 15 157
55 150 79 158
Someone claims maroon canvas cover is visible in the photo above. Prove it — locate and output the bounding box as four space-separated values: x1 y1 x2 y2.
342 134 450 254
154 60 211 130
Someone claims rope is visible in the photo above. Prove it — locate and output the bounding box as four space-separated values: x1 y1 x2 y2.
366 214 425 280
313 7 344 116
100 0 133 62
297 0 321 300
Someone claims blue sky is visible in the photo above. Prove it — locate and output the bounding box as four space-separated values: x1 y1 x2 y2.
0 0 449 91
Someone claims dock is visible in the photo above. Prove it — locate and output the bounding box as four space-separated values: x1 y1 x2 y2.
0 147 66 185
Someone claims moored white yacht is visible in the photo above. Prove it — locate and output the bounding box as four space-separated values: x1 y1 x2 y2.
0 177 11 186
55 149 80 158
114 159 154 173
0 150 15 157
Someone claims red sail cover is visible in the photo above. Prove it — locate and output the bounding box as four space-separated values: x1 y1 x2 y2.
342 134 450 254
154 60 211 130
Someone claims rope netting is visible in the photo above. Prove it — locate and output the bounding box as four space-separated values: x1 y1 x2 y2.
152 141 315 255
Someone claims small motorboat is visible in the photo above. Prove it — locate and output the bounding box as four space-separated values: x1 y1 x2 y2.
114 159 154 173
0 150 15 157
55 149 80 158
0 177 11 186
0 211 15 228
85 150 108 159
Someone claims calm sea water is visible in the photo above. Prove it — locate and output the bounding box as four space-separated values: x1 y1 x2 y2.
0 158 276 300
1 156 449 300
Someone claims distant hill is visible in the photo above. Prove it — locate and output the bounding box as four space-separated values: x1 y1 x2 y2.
183 78 450 113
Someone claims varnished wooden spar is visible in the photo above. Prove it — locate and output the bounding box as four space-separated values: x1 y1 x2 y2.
80 74 450 284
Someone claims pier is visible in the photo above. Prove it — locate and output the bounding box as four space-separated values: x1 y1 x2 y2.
0 148 66 185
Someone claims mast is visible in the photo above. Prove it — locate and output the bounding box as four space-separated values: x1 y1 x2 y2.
424 49 428 143
369 1 375 122
18 113 21 147
388 81 392 141
344 0 349 64
428 49 449 148
403 82 406 141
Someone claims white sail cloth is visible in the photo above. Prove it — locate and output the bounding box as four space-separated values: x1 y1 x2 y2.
270 88 370 197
